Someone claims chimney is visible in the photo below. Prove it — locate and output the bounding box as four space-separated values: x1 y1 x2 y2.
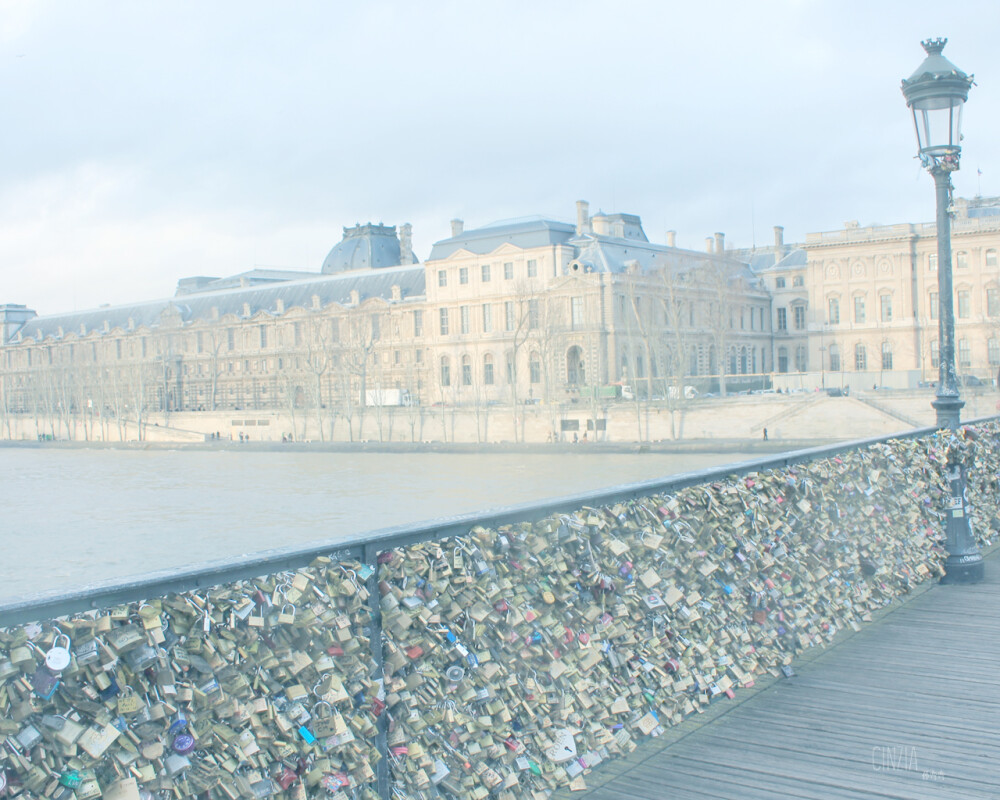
450 219 464 237
715 232 725 254
576 200 591 236
774 225 784 250
399 223 414 264
665 230 676 247
705 237 714 253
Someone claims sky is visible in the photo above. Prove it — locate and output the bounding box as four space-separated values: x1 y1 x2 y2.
2 0 1000 314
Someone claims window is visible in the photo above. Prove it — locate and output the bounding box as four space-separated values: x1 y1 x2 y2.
459 267 469 285
440 357 451 387
504 262 514 280
460 305 470 335
481 264 491 282
829 344 840 372
956 251 968 269
528 299 539 330
855 343 867 371
571 297 584 329
854 296 866 324
828 297 840 325
370 315 379 340
529 353 541 384
775 277 786 288
413 310 423 337
793 275 804 287
259 326 267 348
793 306 805 330
777 347 788 373
505 301 515 332
196 332 203 354
795 346 807 372
415 349 423 363
958 290 971 319
959 338 971 368
116 340 122 359
929 253 937 272
438 270 447 287
331 319 340 342
527 259 537 278
690 346 699 376
882 342 893 371
689 303 696 327
989 338 1000 366
228 328 235 351
462 355 472 386
776 308 787 331
294 322 302 346
483 354 495 385
482 304 492 333
880 294 892 323
989 288 1000 318
987 249 998 268
930 340 940 368
439 308 449 336
929 292 939 320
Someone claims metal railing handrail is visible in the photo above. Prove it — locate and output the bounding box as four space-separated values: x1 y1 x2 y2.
2 417 991 628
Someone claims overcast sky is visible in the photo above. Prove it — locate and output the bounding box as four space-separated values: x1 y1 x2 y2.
2 1 999 314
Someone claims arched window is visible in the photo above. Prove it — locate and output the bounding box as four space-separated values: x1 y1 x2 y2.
440 356 451 387
689 346 699 377
729 348 737 374
708 345 717 374
529 352 541 384
795 346 807 372
739 346 748 374
930 339 939 368
483 353 495 385
777 347 788 373
881 342 893 371
855 343 867 371
461 354 472 386
829 343 841 372
987 249 998 268
567 346 585 384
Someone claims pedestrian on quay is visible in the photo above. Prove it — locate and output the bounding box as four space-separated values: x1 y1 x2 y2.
763 428 768 441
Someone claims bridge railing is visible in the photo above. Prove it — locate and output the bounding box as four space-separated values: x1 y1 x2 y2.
1 418 997 799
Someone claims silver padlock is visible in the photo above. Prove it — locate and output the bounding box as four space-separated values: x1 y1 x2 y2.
45 634 72 673
74 640 100 667
16 723 42 750
122 644 158 672
163 752 190 776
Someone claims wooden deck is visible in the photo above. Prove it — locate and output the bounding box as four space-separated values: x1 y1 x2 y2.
559 548 1000 800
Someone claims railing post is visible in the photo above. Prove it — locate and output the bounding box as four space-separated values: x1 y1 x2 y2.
365 542 391 800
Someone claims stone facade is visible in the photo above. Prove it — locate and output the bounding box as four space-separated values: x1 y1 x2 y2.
3 198 1000 441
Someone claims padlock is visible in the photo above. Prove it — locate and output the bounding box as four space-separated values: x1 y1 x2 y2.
45 633 72 672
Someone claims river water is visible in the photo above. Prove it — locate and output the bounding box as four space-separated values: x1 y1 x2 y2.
0 448 747 603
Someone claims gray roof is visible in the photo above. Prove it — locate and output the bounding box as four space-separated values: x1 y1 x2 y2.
14 265 425 343
322 223 406 274
428 218 576 260
737 246 808 273
176 269 318 296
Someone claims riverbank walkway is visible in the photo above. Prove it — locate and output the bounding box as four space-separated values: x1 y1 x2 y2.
558 548 1000 800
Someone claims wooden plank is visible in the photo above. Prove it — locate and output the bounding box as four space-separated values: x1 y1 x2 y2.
558 549 1000 799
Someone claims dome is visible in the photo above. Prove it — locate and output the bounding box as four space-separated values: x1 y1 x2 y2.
321 223 405 274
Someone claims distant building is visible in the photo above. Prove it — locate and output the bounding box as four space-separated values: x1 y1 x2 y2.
2 197 999 437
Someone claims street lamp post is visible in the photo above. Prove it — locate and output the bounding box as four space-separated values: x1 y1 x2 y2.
902 38 984 583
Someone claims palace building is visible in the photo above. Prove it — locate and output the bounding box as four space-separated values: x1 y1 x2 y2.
1 198 999 439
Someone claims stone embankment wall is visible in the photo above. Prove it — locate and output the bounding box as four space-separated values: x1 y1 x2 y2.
1 423 998 799
6 391 1000 445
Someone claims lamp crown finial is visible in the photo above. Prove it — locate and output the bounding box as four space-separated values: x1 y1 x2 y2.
921 38 948 55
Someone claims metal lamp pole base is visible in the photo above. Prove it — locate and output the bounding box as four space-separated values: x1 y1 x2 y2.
938 437 985 585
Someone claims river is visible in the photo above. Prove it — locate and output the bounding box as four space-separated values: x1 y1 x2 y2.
0 447 750 602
